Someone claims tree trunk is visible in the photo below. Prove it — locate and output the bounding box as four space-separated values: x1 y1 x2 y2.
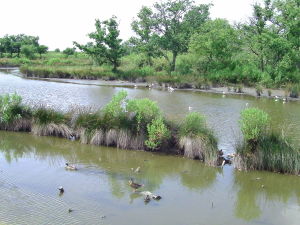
170 52 177 72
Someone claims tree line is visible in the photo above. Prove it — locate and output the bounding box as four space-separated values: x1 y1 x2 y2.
0 0 299 85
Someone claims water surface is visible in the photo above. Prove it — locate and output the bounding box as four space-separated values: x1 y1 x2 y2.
0 68 300 225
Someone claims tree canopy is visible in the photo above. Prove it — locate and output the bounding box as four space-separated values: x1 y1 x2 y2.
74 16 124 71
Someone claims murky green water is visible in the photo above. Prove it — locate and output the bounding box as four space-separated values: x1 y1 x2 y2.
0 68 300 224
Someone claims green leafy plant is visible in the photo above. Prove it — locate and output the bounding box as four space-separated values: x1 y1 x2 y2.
145 117 170 150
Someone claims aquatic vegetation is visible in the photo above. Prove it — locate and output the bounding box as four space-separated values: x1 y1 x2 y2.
145 117 170 150
0 92 221 167
236 108 300 174
0 93 32 131
239 108 270 153
179 112 218 166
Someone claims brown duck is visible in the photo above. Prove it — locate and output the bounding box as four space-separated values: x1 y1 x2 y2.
128 178 143 191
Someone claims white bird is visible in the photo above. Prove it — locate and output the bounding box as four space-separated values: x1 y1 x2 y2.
245 103 249 107
134 84 137 89
188 106 192 111
168 86 174 92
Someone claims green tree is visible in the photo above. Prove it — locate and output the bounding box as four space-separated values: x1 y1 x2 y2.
36 45 48 58
189 19 241 73
146 0 211 71
21 44 37 59
74 16 124 71
62 47 76 57
0 38 5 58
131 6 161 66
242 0 299 83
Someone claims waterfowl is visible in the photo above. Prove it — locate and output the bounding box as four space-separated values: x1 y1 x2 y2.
188 106 192 111
129 178 143 191
58 186 64 194
65 163 77 170
144 195 151 203
168 86 174 92
134 166 141 173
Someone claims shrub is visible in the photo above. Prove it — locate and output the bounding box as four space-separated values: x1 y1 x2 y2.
126 98 161 133
101 90 128 130
239 108 270 152
145 117 170 150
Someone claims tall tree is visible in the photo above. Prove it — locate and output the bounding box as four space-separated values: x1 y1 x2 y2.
189 19 241 73
131 6 161 66
132 0 210 71
74 16 124 71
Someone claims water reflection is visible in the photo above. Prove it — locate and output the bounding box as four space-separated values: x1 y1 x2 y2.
234 170 300 222
0 131 300 225
0 131 219 193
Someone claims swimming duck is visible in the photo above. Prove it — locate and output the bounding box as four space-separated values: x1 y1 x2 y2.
65 163 77 170
144 195 151 203
58 186 64 194
128 178 143 191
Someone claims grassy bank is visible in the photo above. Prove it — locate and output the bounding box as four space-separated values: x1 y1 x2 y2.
235 108 300 175
0 92 219 166
1 52 300 98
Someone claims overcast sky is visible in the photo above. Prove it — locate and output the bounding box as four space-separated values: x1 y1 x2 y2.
0 0 260 50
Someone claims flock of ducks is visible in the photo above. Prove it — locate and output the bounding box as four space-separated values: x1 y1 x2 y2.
58 163 160 204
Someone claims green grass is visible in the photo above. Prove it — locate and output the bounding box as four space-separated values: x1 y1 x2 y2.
236 108 300 174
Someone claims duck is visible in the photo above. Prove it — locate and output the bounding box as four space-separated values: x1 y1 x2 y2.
144 195 151 203
58 186 64 194
128 178 143 191
65 163 77 170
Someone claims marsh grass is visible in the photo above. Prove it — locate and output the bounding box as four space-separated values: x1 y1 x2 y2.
236 107 300 174
235 133 300 174
179 112 218 165
32 123 72 138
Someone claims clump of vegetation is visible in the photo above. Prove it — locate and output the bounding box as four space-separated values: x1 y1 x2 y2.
239 108 270 152
236 107 300 174
145 117 170 150
32 107 71 137
179 112 218 166
255 84 263 96
0 93 32 131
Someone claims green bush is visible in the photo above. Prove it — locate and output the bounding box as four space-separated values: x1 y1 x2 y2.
145 117 170 150
101 90 128 130
239 108 270 152
126 97 161 133
179 112 207 137
0 93 27 123
21 45 36 59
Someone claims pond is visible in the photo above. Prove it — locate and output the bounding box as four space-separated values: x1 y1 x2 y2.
0 68 299 225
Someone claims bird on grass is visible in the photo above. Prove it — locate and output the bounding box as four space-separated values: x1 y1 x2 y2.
65 163 77 170
128 178 143 191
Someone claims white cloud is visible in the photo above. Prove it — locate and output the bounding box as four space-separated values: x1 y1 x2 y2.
0 0 260 50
